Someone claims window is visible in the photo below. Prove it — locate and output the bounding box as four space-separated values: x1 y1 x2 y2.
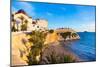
37 26 39 28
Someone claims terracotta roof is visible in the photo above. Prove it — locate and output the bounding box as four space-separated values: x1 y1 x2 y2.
32 21 36 24
15 9 27 15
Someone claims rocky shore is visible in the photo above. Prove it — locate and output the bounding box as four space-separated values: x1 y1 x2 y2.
11 30 80 66
40 42 81 64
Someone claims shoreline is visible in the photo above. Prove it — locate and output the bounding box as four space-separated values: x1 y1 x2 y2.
40 41 82 64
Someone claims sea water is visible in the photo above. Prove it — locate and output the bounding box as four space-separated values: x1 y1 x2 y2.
67 32 96 61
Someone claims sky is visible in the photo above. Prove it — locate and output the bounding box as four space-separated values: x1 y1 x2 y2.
12 0 96 32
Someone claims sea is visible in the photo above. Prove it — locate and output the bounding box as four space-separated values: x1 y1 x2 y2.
67 32 96 62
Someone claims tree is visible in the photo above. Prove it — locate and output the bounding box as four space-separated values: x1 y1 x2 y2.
27 31 46 65
71 33 77 37
49 29 54 33
20 16 24 31
21 20 28 31
60 32 71 41
11 20 17 32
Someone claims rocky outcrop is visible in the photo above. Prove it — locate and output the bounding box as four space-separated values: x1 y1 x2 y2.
55 28 80 40
11 32 32 66
44 31 59 45
11 29 80 66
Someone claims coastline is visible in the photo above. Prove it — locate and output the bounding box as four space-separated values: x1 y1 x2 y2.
12 31 81 66
40 41 81 64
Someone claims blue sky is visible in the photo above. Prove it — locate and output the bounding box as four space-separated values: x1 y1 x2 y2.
12 1 96 32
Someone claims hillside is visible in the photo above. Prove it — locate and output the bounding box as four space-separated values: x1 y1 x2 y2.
11 30 81 66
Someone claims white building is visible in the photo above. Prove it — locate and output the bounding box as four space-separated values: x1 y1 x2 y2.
33 19 48 31
12 9 48 32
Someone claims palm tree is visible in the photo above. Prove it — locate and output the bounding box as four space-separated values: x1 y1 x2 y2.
21 20 28 31
24 20 28 31
27 31 45 65
20 16 24 31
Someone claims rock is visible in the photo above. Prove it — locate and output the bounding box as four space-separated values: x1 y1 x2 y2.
11 32 32 66
55 28 80 40
44 32 59 45
40 42 81 64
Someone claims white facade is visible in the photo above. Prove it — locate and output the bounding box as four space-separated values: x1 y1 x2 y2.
12 13 33 31
12 11 48 32
35 19 48 31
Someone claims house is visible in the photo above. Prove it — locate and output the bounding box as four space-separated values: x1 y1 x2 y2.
33 19 48 31
11 9 48 32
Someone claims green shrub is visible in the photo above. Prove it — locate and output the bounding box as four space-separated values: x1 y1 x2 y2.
44 51 75 64
49 29 54 33
26 31 75 65
71 33 77 37
64 55 75 63
60 32 71 40
21 23 27 31
27 31 46 65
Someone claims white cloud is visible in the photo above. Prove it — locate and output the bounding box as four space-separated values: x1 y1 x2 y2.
84 23 95 32
76 22 95 32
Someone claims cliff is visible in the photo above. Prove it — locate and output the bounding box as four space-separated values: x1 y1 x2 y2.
11 30 80 66
55 28 80 40
11 32 32 66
